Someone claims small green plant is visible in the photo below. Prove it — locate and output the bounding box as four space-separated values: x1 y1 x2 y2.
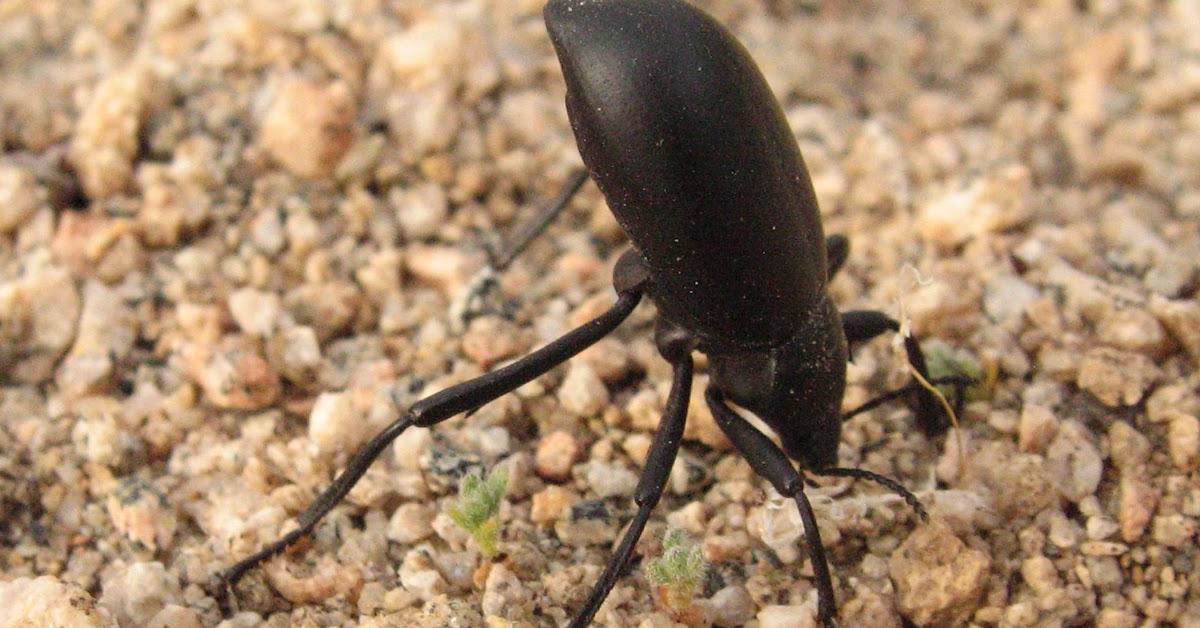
646 528 706 614
446 466 508 558
924 339 988 402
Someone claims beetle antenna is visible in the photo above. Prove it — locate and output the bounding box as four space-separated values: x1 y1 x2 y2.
809 467 928 521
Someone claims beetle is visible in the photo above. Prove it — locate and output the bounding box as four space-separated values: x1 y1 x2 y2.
216 1 968 625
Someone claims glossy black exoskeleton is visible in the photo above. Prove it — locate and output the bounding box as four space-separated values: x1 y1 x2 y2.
216 2 965 626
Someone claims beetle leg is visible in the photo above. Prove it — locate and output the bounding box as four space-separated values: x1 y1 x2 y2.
215 289 641 606
839 310 971 436
489 167 590 271
825 234 849 280
841 374 972 422
840 309 899 344
570 355 693 628
706 387 838 628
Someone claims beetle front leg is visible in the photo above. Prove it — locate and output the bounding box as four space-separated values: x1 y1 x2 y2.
840 310 970 436
825 234 849 280
705 387 838 628
570 355 693 627
214 290 642 608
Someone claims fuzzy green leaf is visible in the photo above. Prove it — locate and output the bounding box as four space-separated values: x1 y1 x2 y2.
446 466 508 557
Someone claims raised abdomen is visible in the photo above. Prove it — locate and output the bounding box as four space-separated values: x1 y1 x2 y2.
545 0 828 353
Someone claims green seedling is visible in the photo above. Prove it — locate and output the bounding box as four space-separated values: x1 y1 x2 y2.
646 528 706 615
924 339 989 402
447 466 508 558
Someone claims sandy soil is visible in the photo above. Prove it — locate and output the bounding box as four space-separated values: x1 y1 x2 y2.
1 0 1198 626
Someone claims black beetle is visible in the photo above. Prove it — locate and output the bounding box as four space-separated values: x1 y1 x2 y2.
217 1 966 625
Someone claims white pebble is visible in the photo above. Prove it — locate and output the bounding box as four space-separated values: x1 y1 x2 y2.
481 562 524 616
145 605 201 628
98 562 181 626
388 503 435 544
392 182 448 240
585 461 638 498
393 429 433 472
0 165 43 233
228 288 281 337
398 548 448 601
757 604 818 628
1044 422 1103 502
558 362 610 417
0 576 115 627
308 392 367 456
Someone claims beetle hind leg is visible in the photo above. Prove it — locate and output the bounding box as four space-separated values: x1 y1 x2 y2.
570 355 694 627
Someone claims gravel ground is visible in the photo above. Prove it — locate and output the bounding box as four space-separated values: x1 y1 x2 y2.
1 0 1199 626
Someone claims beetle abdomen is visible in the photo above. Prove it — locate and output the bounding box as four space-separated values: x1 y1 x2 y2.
545 0 827 352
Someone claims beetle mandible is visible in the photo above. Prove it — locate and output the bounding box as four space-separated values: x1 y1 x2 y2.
217 1 967 626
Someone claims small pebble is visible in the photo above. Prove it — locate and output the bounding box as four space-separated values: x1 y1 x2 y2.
392 181 449 241
555 499 616 546
394 429 434 472
0 576 115 627
558 362 610 417
106 477 177 551
1149 295 1200 366
1017 403 1058 453
983 274 1040 323
0 265 80 383
388 503 436 544
889 519 991 627
184 338 281 409
1150 514 1195 547
586 460 638 498
98 562 181 626
918 164 1032 249
1086 516 1120 541
398 549 448 601
707 585 754 628
1094 608 1139 628
260 78 355 178
535 430 580 482
684 375 732 450
145 605 202 628
756 604 817 628
530 485 576 525
1020 555 1060 594
481 562 525 617
308 391 368 456
1076 347 1159 406
70 66 156 198
1044 421 1104 502
0 164 43 233
227 288 281 337
1118 473 1159 542
1107 421 1151 473
1167 414 1200 470
1097 308 1171 356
